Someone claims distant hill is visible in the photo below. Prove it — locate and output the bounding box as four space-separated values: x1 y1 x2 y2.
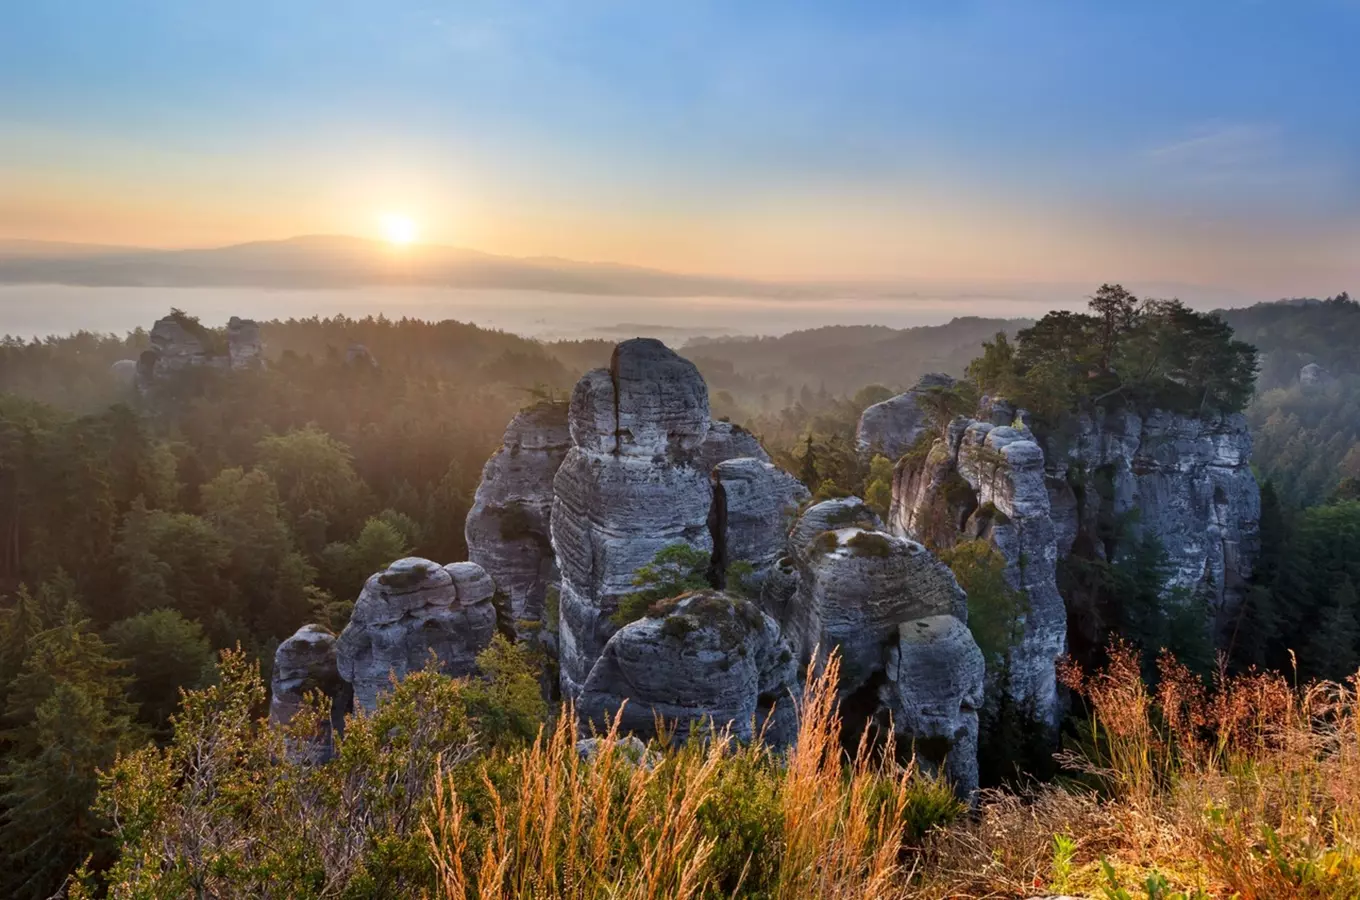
0 234 842 298
682 318 1026 396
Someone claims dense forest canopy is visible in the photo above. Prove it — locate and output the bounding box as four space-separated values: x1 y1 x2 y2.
1219 293 1360 505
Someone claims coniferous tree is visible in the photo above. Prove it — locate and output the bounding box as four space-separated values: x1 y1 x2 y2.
1302 577 1360 681
0 608 141 899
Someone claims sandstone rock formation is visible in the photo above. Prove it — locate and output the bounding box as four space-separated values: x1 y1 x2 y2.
226 316 264 370
346 343 378 367
552 340 717 695
1299 361 1334 387
776 502 984 792
856 373 955 458
465 401 572 625
890 398 1260 729
452 336 995 791
879 614 985 792
698 420 770 470
890 408 1068 728
335 557 500 711
578 590 799 746
783 517 968 688
109 358 139 384
269 624 342 727
136 312 264 391
1039 408 1259 637
710 457 809 587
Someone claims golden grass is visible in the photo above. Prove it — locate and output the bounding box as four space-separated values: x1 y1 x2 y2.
424 655 927 900
916 644 1360 899
424 643 1360 899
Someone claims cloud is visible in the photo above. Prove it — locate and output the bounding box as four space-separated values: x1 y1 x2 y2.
1140 121 1353 211
1148 122 1279 172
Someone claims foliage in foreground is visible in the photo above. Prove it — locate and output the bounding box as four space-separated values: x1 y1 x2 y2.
915 644 1360 899
63 632 1360 899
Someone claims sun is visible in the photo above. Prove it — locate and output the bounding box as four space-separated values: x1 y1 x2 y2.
380 213 419 245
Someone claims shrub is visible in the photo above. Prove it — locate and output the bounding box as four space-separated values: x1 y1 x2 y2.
611 543 711 627
810 530 840 557
846 530 894 558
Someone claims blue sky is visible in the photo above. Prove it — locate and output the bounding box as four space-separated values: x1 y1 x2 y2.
2 1 1357 294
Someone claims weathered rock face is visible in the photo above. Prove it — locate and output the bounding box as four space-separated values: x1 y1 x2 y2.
335 557 500 711
466 337 988 787
890 411 1066 727
891 400 1260 728
552 341 716 695
879 615 985 794
1039 409 1260 637
346 343 378 367
698 421 770 470
137 316 211 387
855 373 955 458
226 316 264 370
783 516 969 690
136 313 264 390
1299 362 1333 387
269 624 342 727
710 457 810 586
578 591 799 746
775 501 984 792
465 401 572 625
110 358 139 385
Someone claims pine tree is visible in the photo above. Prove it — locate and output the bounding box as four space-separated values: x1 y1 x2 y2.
1302 577 1360 681
798 434 818 487
0 612 141 899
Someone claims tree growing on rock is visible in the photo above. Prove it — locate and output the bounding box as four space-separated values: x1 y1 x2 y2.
611 544 712 627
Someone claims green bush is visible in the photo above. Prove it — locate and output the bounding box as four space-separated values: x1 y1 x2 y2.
610 544 711 627
845 530 893 558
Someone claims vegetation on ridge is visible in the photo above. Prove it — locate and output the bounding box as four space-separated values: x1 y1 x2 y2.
968 284 1259 422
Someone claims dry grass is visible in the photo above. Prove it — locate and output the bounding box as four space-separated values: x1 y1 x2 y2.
916 643 1360 899
424 643 1360 899
423 655 932 900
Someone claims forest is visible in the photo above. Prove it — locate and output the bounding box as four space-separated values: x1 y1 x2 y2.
1 290 1359 898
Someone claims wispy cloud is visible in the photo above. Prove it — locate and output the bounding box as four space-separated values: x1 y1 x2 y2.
1148 122 1280 171
1142 121 1349 201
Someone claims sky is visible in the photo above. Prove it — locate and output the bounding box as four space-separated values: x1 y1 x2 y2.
2 0 1358 296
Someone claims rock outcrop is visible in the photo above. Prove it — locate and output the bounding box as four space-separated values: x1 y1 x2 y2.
226 316 264 370
136 312 264 391
879 615 985 791
1039 408 1259 637
269 624 343 727
1299 362 1334 388
465 401 572 625
452 336 994 790
890 407 1068 728
782 518 969 688
578 590 799 746
710 457 810 588
109 358 139 384
346 343 378 368
890 397 1261 728
856 373 955 458
699 420 770 470
774 502 983 793
269 624 348 761
552 339 718 696
335 557 500 711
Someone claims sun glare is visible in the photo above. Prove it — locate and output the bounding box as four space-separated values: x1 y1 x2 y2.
380 213 419 245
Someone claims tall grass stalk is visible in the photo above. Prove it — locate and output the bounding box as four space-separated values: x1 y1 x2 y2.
424 654 930 899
